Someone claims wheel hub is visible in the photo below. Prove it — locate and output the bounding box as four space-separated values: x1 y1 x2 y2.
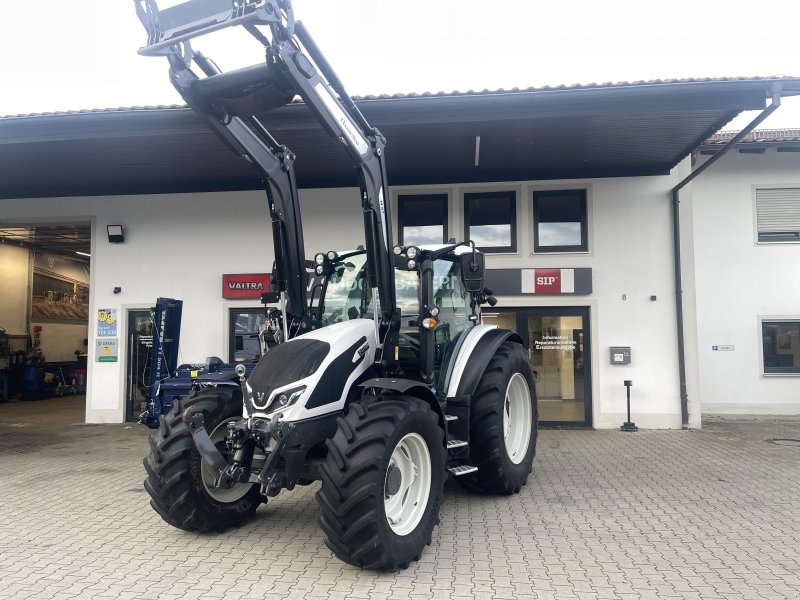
384 433 432 536
384 463 402 497
502 373 532 464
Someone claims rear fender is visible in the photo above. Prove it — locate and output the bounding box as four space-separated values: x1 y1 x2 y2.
449 328 524 402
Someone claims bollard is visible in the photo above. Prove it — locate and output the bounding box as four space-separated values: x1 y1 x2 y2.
620 380 638 432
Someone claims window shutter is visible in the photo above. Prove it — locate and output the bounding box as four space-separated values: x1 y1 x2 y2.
756 188 800 241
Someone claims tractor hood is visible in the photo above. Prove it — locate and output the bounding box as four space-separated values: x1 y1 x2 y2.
245 319 376 421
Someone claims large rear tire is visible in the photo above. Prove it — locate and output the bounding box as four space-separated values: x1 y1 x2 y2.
316 394 445 571
143 387 264 532
460 341 538 495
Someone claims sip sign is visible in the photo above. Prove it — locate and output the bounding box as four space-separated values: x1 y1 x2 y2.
534 270 561 294
519 268 581 294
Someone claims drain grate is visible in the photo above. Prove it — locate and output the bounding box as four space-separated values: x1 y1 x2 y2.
765 438 800 447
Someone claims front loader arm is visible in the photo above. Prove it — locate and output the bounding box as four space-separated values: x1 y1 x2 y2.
135 0 398 346
136 3 311 333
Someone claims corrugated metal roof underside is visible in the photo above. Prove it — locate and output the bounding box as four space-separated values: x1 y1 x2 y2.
2 77 799 199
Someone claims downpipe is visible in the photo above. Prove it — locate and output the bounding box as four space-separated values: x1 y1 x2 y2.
671 89 781 428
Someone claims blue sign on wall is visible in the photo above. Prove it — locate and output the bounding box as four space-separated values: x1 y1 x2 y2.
97 308 118 337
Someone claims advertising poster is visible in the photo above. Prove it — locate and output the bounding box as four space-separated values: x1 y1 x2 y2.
96 338 118 363
97 308 118 337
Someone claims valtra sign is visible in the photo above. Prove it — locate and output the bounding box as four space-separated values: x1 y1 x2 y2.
222 274 270 299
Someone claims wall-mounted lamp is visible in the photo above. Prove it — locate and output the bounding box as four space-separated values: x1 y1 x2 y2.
107 225 125 244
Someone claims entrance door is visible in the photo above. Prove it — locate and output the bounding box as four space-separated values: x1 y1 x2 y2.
126 309 153 422
482 307 592 426
229 308 273 363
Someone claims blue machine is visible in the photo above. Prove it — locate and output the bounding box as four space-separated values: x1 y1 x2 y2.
138 298 259 428
138 297 182 428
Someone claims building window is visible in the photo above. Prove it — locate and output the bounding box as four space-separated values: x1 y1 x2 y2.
533 189 588 253
464 191 516 253
397 194 448 245
756 188 800 243
762 320 800 375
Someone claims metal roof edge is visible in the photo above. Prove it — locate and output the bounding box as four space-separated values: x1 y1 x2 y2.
4 76 799 120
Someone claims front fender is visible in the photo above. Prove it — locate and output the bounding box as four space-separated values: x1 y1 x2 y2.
358 377 444 429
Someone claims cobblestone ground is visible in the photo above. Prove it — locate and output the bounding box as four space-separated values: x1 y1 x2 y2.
1 397 799 599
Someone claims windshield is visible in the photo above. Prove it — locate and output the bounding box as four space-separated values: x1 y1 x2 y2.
321 254 472 346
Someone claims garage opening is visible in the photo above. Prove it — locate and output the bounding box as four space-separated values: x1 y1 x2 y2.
0 222 90 425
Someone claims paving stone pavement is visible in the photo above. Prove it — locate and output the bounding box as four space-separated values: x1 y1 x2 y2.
1 398 799 599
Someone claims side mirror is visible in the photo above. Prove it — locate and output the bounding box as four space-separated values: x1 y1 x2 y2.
460 252 485 294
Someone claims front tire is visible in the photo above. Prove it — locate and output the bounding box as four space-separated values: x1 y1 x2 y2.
460 341 538 495
143 387 263 532
316 394 445 571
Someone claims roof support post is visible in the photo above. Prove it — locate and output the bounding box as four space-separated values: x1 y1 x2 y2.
671 88 781 429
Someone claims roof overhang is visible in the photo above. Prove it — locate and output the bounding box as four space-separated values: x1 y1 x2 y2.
2 77 799 199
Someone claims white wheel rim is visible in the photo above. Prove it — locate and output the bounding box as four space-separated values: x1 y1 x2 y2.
503 373 532 464
384 433 432 536
200 417 253 503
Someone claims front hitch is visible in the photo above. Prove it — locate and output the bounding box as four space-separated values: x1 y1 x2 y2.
182 406 295 491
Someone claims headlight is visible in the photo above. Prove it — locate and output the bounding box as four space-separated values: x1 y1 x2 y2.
327 250 338 261
315 253 325 266
407 259 416 270
393 245 402 255
406 246 419 259
266 385 306 413
315 265 324 275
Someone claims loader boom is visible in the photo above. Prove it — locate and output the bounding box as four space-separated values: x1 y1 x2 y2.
135 0 397 346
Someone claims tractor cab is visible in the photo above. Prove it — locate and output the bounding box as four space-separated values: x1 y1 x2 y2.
312 244 487 389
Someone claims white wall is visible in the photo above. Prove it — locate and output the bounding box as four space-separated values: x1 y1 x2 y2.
0 175 688 427
29 322 87 363
0 190 364 422
690 149 800 414
0 244 30 335
394 174 687 429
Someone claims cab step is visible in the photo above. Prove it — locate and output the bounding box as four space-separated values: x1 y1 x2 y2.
448 464 478 476
446 439 468 449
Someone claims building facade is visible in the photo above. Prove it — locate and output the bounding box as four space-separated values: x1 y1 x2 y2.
2 81 799 427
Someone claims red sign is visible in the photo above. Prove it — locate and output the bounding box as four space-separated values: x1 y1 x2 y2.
222 273 270 299
534 269 561 294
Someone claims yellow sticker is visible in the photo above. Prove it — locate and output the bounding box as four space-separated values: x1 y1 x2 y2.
191 370 199 378
394 346 399 361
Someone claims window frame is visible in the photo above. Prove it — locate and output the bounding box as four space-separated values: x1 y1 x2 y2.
753 186 800 245
463 190 517 254
760 318 800 376
532 188 588 253
397 193 449 246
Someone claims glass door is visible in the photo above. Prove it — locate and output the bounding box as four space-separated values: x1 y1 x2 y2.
229 308 274 363
482 307 592 426
126 309 153 422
